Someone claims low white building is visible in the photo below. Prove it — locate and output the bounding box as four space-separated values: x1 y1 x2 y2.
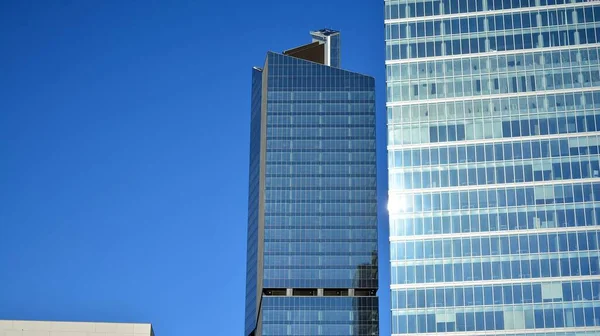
0 320 153 336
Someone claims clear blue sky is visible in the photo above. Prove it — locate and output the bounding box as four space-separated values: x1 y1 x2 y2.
0 1 389 335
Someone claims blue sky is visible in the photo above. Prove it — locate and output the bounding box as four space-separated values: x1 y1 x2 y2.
0 1 388 335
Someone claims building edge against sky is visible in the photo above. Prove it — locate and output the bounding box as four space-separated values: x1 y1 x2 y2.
244 29 379 335
0 320 154 336
386 0 600 335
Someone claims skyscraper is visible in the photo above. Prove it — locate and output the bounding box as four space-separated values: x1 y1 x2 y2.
245 29 379 336
386 0 600 334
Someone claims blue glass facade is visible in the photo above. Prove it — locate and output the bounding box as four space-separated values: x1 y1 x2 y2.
386 0 600 335
245 32 378 335
329 34 341 69
246 67 263 336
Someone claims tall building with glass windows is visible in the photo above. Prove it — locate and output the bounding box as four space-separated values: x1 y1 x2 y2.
244 29 379 336
386 0 600 334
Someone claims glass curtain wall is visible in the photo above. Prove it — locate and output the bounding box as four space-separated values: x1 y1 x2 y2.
386 0 600 334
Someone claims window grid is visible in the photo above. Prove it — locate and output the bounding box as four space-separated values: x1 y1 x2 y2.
387 0 600 334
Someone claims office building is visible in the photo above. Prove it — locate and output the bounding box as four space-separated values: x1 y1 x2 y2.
386 0 600 334
0 320 153 336
244 29 379 335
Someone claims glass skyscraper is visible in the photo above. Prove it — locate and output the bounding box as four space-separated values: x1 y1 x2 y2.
245 29 379 336
386 0 600 335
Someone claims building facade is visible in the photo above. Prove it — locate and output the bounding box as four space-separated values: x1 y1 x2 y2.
386 0 600 335
244 29 379 336
0 320 153 336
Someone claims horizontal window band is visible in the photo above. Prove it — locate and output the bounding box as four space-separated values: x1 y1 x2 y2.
390 176 600 194
384 2 594 24
266 187 377 191
264 252 376 256
264 265 377 270
267 149 376 153
265 225 376 229
389 327 600 336
387 86 600 107
390 225 600 241
265 239 378 243
386 43 600 65
391 274 599 289
263 288 377 297
390 250 599 266
267 137 375 140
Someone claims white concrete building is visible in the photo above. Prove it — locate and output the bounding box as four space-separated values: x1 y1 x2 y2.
0 320 153 336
